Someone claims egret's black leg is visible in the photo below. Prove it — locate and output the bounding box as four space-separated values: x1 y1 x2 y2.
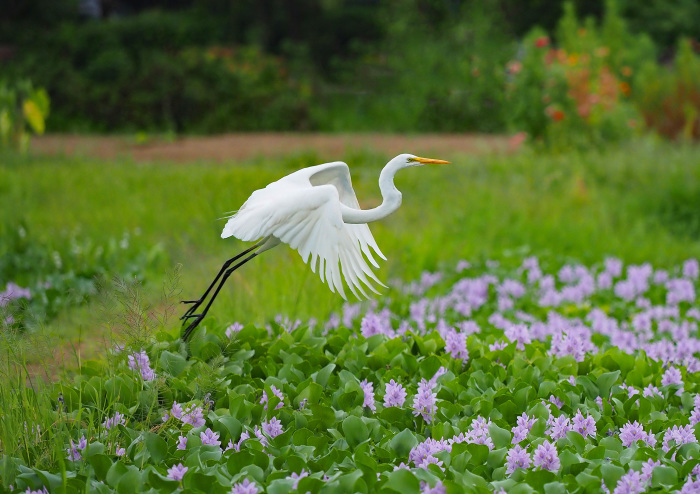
181 243 261 320
181 251 259 342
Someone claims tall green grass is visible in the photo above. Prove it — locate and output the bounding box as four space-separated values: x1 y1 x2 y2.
1 140 700 343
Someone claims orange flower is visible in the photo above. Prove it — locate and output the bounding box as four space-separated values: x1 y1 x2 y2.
546 106 565 122
621 66 632 77
619 82 631 96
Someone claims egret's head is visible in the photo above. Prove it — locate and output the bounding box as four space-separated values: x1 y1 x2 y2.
401 154 450 167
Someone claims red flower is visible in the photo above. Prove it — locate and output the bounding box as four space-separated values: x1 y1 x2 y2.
535 36 550 48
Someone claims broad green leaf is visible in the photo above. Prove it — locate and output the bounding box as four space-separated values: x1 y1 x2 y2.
342 415 369 448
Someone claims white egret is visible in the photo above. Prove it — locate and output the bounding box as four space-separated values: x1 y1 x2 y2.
181 153 449 341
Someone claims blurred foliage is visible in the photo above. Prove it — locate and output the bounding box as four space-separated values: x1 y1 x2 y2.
2 0 700 140
0 224 164 332
0 80 50 152
506 0 655 149
635 39 700 141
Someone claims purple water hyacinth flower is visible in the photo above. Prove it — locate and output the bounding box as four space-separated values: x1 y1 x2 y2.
456 320 481 335
572 410 596 438
506 445 531 474
406 270 443 296
233 431 250 452
498 295 514 312
170 402 183 420
225 322 244 337
103 411 126 430
325 312 340 330
181 404 206 428
67 445 82 461
597 272 613 290
115 446 126 456
642 384 661 397
667 279 696 305
661 366 683 387
504 323 531 350
360 379 376 411
620 383 639 398
67 435 88 460
489 340 508 351
409 438 451 469
417 455 444 471
200 428 221 447
548 395 564 409
0 282 31 307
445 328 469 363
287 470 309 489
260 385 285 410
167 463 188 481
24 488 48 494
231 478 260 494
604 257 623 277
261 417 283 439
412 379 438 423
174 434 186 450
533 440 560 472
360 312 394 338
679 477 700 493
613 469 645 494
383 380 407 407
663 425 697 452
641 459 659 483
511 413 536 444
684 259 699 279
420 480 447 494
127 351 156 381
619 421 646 447
546 415 571 440
456 260 471 272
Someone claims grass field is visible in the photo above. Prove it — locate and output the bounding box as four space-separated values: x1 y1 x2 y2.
2 139 700 347
3 138 700 492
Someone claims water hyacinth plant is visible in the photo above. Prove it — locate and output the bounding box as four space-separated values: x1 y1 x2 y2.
3 255 700 492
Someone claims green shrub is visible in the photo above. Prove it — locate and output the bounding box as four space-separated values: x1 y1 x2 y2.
0 79 49 152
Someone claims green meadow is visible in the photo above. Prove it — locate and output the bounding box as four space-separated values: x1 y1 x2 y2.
1 139 700 345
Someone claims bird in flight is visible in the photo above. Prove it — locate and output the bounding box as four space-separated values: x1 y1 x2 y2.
181 153 449 341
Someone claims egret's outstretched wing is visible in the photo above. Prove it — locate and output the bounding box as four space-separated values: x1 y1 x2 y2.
221 176 384 299
307 161 386 268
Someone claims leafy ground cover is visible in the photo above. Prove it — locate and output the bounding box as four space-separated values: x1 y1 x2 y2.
3 255 700 493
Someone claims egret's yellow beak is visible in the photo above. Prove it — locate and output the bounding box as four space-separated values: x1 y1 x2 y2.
411 156 450 164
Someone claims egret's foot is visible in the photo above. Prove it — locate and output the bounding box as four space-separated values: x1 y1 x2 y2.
180 302 204 320
182 314 205 341
180 312 203 321
180 299 199 304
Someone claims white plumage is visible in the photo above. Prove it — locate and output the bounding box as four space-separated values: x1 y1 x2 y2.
221 162 386 299
180 153 449 341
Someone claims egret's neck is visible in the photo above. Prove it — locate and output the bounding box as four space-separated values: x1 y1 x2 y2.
340 160 404 224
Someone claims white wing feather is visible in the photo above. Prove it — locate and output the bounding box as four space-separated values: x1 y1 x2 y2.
221 162 386 299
